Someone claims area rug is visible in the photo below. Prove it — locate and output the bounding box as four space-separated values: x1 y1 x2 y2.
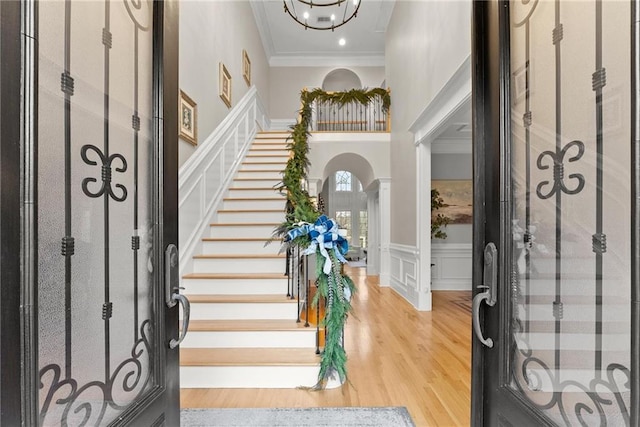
180 407 415 427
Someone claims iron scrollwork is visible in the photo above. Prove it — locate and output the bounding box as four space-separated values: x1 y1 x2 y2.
39 320 153 426
81 144 128 202
535 140 586 200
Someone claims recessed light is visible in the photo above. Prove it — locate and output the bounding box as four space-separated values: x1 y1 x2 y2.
303 11 309 20
339 38 346 46
330 14 335 21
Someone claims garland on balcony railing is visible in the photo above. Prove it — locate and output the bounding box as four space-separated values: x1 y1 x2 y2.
273 87 390 389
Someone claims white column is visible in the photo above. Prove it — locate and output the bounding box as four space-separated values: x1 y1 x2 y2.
416 142 432 310
378 178 391 287
365 189 379 276
307 177 322 197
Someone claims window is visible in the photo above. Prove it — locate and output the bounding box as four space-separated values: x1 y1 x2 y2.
359 210 368 248
335 171 352 192
335 210 352 242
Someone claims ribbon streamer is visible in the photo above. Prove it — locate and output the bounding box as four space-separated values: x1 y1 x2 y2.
285 215 349 274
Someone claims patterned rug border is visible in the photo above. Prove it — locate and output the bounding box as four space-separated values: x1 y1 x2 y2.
180 406 416 427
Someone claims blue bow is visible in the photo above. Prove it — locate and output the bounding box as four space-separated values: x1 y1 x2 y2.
285 215 349 274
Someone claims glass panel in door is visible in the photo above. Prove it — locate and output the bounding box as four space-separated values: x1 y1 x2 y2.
37 1 159 425
508 0 631 424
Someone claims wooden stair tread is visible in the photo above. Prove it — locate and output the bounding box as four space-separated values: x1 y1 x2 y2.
228 187 284 191
237 169 283 172
210 222 280 227
187 294 297 303
233 177 282 181
202 237 278 242
180 348 319 366
223 197 285 201
218 209 283 213
188 319 311 332
193 254 284 259
182 272 287 279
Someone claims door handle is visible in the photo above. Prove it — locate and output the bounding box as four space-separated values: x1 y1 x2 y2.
165 244 191 349
169 292 190 349
473 243 497 348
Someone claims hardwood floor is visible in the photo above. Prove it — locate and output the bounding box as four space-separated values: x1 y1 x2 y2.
180 265 472 426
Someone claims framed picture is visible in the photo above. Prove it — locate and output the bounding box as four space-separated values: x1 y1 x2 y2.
242 49 251 86
431 180 473 224
179 90 197 145
219 62 232 108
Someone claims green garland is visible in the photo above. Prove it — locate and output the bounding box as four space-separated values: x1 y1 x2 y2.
274 87 391 388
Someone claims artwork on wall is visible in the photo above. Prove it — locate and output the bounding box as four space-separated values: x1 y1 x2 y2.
242 49 251 87
219 62 232 108
179 90 197 145
431 180 473 224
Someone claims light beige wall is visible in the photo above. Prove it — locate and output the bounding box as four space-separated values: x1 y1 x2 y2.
269 66 385 119
179 1 270 167
385 0 471 246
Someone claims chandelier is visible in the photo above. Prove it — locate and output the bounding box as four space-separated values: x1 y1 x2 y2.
283 0 361 31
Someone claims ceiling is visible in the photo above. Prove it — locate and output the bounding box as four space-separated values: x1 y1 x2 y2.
250 0 396 67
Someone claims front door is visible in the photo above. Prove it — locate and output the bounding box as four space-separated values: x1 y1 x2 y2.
0 0 182 425
472 0 637 425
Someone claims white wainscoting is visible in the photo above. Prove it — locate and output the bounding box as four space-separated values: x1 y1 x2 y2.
179 87 268 275
389 243 420 307
431 243 472 290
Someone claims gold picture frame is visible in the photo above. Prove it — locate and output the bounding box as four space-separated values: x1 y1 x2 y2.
242 49 251 86
179 90 197 145
219 62 232 108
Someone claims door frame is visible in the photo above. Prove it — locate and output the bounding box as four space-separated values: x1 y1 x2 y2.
0 0 181 424
471 0 640 425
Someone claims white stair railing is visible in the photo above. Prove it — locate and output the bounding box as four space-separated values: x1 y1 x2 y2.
178 87 269 275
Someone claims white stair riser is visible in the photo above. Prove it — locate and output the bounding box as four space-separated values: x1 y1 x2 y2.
209 226 282 239
520 303 629 322
228 188 285 198
517 332 629 351
222 198 286 210
190 302 297 320
521 280 628 297
181 330 316 349
180 366 320 388
236 170 283 179
217 210 283 223
193 257 285 273
241 162 287 171
202 240 282 254
181 278 287 295
245 155 290 163
247 149 289 156
232 179 282 188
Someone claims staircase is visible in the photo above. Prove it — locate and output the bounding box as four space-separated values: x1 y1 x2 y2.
180 132 320 388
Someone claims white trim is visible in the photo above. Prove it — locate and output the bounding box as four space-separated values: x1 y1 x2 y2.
389 244 431 311
409 55 472 146
270 119 296 131
431 243 472 291
269 55 385 68
249 0 275 61
415 143 432 311
178 87 268 276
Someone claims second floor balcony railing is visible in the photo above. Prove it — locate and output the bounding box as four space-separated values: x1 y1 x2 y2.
306 89 391 133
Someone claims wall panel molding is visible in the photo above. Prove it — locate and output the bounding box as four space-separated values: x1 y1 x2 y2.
431 243 472 290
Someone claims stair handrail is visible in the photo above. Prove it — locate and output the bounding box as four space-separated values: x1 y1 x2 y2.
178 86 269 276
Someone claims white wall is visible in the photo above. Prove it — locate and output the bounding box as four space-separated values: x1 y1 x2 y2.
179 1 270 167
269 66 385 119
385 0 471 246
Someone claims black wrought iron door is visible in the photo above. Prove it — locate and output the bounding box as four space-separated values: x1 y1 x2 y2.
30 0 180 425
472 0 638 425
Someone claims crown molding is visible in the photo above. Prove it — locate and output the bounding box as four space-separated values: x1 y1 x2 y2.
269 55 385 67
409 55 471 146
250 0 276 60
